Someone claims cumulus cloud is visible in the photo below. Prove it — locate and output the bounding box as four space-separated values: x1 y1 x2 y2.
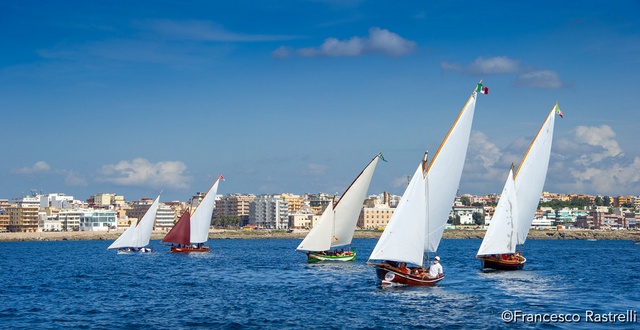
572 125 623 164
441 56 563 89
14 161 51 174
97 158 191 190
275 27 416 58
462 124 638 196
550 125 636 195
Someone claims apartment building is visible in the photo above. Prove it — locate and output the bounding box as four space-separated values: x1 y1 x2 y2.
250 195 289 229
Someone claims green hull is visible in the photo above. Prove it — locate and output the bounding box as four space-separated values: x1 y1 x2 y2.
307 248 357 263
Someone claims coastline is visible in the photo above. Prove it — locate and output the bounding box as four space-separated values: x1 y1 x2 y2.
0 228 638 242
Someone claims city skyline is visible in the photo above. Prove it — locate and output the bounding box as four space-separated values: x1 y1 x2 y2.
2 1 639 201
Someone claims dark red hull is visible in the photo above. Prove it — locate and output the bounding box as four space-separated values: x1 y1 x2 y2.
369 263 444 287
477 255 526 271
170 246 211 253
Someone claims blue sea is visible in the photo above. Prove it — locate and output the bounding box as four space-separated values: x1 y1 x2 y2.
0 238 638 329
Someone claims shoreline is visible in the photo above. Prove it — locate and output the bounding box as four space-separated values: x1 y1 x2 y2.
0 228 638 242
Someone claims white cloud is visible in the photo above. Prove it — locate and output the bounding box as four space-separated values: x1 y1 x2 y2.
14 161 51 174
572 125 623 164
287 27 415 58
97 158 191 190
515 70 562 89
441 56 520 75
441 56 563 89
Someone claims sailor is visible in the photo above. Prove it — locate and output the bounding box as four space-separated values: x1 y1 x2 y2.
428 256 443 278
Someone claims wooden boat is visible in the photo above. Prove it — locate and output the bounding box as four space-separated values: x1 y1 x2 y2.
161 176 222 253
296 154 381 263
476 104 561 270
367 82 481 286
107 194 160 253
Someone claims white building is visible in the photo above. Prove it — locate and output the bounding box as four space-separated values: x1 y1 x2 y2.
39 193 75 209
79 209 117 231
250 195 289 229
155 203 176 229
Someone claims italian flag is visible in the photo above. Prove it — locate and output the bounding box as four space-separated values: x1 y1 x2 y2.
476 83 489 94
554 103 564 118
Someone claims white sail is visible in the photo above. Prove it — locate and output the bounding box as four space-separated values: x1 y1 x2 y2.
514 107 557 245
107 195 160 250
296 202 334 251
296 155 380 252
424 93 476 253
332 155 380 247
135 195 160 247
369 89 477 266
368 164 428 266
190 178 221 243
107 221 138 250
477 168 518 256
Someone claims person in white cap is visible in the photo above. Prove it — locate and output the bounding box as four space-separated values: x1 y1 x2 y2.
428 256 443 279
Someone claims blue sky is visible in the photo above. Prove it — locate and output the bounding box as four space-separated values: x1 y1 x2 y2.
2 1 639 202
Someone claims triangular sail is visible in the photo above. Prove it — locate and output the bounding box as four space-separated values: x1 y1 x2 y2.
190 178 221 243
477 167 518 256
514 106 557 245
134 195 160 247
107 194 160 250
368 164 427 265
107 221 138 250
369 88 477 266
161 209 191 246
296 202 334 252
332 155 380 248
424 92 476 253
296 154 380 252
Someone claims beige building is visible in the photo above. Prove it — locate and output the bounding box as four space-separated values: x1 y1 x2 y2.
281 193 304 214
360 205 394 230
214 194 256 226
0 199 9 232
7 204 39 232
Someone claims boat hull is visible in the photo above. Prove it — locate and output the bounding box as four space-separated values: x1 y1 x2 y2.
307 251 356 263
477 254 526 271
116 247 153 254
370 263 444 287
170 246 211 253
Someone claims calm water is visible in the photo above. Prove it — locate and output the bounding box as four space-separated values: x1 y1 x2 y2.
0 238 638 329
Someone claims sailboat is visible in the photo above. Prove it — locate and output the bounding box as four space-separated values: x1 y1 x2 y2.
162 175 222 253
367 82 481 286
296 153 382 263
107 194 160 253
476 104 560 270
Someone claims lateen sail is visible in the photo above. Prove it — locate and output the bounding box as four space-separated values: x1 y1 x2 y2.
107 195 160 250
190 178 221 244
296 202 334 251
161 209 191 246
369 89 477 266
477 167 518 256
514 106 557 245
296 155 380 252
